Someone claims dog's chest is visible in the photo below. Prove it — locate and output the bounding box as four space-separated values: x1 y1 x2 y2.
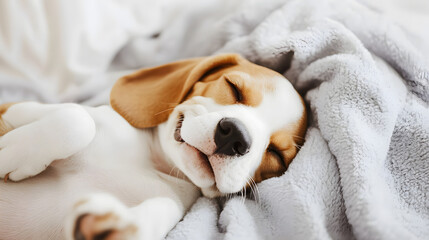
78 106 154 168
47 106 177 205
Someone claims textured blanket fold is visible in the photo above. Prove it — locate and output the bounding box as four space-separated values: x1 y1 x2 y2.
1 0 428 239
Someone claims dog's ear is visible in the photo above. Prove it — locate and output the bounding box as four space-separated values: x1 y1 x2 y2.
110 54 244 128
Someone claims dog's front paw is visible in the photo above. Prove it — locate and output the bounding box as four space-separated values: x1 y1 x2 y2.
0 127 53 182
67 193 139 240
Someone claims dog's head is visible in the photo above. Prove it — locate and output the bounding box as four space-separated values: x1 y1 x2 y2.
111 54 306 197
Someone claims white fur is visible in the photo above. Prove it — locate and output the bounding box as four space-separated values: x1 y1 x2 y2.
0 103 96 181
0 77 303 239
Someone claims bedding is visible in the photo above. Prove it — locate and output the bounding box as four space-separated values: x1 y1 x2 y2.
1 0 428 239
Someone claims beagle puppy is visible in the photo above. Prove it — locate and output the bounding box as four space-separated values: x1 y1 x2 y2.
0 54 306 240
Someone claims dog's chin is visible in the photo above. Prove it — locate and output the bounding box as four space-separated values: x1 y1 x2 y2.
201 185 224 198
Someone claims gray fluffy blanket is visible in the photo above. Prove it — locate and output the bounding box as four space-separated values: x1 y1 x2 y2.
163 0 429 239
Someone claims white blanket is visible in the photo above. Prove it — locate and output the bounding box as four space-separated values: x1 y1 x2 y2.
1 0 428 239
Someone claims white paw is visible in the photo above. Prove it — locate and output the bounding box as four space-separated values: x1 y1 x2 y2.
66 193 140 240
0 126 54 182
0 104 96 182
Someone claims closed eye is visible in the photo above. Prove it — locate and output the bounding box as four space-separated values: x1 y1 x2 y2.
267 147 286 168
226 78 243 102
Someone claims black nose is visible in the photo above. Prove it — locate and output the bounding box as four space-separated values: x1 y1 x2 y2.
214 118 252 156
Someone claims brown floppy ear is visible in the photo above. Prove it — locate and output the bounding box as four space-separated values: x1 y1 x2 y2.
110 54 245 128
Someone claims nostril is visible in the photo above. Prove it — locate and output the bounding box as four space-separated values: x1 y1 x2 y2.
233 142 248 156
220 128 230 135
218 120 231 135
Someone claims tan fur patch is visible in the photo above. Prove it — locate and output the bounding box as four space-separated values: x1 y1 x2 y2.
95 212 119 223
4 173 10 183
187 65 278 108
78 213 138 240
0 102 16 136
253 101 307 183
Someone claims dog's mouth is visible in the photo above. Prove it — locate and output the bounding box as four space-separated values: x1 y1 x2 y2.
174 113 216 188
174 113 185 143
174 113 211 163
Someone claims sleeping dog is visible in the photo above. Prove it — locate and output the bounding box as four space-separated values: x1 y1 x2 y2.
0 54 306 240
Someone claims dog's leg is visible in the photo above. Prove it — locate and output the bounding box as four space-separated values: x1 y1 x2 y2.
0 102 96 181
130 197 184 240
68 194 186 240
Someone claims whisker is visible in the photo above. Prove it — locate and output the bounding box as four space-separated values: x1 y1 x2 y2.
243 185 247 205
168 166 177 176
293 143 302 150
290 134 306 141
250 177 260 204
159 102 180 107
165 166 178 185
154 107 177 116
247 177 257 202
175 167 181 179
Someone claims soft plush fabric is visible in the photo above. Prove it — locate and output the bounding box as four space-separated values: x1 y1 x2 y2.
0 0 174 103
1 0 428 239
